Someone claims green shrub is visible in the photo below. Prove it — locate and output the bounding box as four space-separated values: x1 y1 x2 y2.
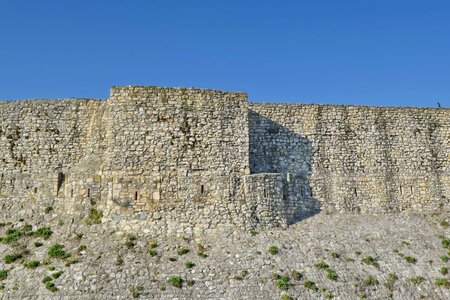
125 235 137 249
34 227 53 240
51 271 63 279
326 268 338 281
48 244 71 259
275 275 290 290
168 276 183 288
363 275 378 286
149 249 157 257
25 260 40 269
0 228 23 244
34 241 43 247
250 230 258 236
186 279 195 286
45 281 57 292
303 279 318 291
435 278 450 288
440 255 449 263
291 270 302 281
86 208 103 225
42 276 52 284
4 253 22 264
405 256 417 264
441 238 450 249
361 256 379 268
384 273 398 292
409 276 425 285
0 270 7 280
149 239 158 248
324 292 334 299
185 261 195 269
331 252 340 258
315 261 329 269
268 245 279 255
130 285 144 298
44 206 53 214
177 247 189 255
440 267 448 275
441 220 449 228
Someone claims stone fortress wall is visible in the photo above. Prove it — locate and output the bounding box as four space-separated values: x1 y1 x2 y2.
0 86 449 233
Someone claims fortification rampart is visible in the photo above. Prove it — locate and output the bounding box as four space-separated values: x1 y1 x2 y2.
249 103 450 213
0 87 449 234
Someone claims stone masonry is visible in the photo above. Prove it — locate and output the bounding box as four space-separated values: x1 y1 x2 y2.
0 86 449 234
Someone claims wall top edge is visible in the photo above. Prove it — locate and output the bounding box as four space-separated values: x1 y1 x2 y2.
249 102 450 111
110 85 248 96
0 98 104 103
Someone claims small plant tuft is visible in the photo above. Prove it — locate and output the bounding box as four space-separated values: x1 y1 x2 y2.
0 270 7 280
362 275 378 286
25 260 40 269
326 268 338 281
268 245 279 255
303 279 318 292
177 247 189 256
315 260 329 269
185 261 195 269
409 276 425 285
361 256 379 268
130 285 144 298
168 276 183 288
435 278 450 288
405 256 417 264
48 244 71 259
275 275 290 290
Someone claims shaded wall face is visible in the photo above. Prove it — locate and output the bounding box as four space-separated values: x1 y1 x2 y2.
249 103 450 212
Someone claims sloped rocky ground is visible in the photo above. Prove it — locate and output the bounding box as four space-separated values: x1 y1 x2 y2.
0 199 449 299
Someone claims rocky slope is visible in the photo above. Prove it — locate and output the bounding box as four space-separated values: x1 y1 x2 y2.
0 198 449 299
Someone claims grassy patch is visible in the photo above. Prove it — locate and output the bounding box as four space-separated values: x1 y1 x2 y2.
405 256 417 264
268 245 279 255
384 273 398 293
439 267 448 275
362 275 378 286
361 256 379 268
130 285 144 298
326 268 338 281
48 244 71 259
177 247 189 256
0 270 7 280
275 275 291 290
51 271 63 279
185 261 195 269
34 227 53 240
291 270 302 281
435 278 450 288
24 260 40 269
168 276 183 288
4 253 23 264
315 261 329 269
409 276 425 285
86 208 103 225
125 235 137 249
303 279 318 291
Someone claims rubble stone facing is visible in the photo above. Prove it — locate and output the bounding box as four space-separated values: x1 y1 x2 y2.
0 86 449 234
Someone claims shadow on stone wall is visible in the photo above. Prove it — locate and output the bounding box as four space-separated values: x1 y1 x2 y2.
248 110 321 224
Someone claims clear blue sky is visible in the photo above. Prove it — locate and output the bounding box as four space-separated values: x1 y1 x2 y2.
1 0 450 107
